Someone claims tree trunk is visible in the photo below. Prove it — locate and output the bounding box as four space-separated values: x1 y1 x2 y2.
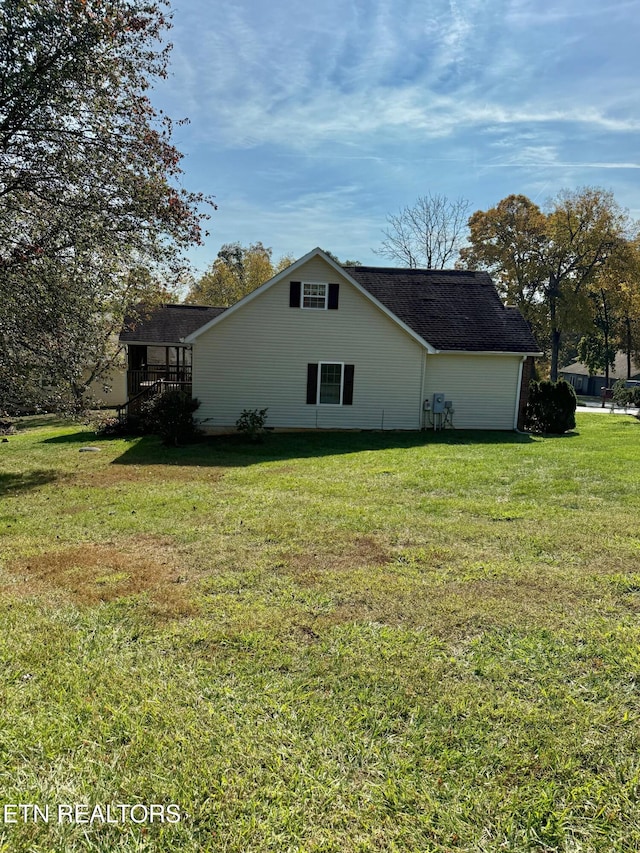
603 296 610 387
548 275 561 382
550 328 561 382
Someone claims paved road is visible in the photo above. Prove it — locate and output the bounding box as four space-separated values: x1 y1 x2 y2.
576 403 639 415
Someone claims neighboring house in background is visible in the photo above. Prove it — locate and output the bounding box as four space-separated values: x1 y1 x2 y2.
87 365 128 408
119 248 541 431
559 352 640 397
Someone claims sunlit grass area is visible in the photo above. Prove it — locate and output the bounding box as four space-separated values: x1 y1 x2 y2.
1 414 639 851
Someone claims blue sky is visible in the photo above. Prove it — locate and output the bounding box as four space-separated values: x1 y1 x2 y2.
154 0 640 274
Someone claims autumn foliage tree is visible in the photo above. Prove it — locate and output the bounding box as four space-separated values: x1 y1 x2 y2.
604 238 640 378
186 243 295 307
0 0 213 412
461 189 632 380
574 239 639 385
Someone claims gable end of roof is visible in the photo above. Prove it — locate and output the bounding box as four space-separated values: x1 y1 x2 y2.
119 251 541 356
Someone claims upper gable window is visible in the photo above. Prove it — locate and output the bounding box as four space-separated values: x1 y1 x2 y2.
302 282 327 310
290 281 339 310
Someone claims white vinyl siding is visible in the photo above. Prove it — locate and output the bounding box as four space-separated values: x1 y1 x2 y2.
424 354 523 430
192 257 424 430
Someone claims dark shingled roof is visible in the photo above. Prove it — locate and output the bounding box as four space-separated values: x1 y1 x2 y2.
119 304 226 345
119 267 540 354
345 266 540 353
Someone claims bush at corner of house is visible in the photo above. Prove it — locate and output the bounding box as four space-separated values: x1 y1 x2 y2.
141 390 201 446
236 408 268 442
525 379 577 435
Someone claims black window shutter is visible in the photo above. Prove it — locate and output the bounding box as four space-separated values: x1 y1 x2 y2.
306 363 318 404
328 283 339 310
290 281 301 308
343 364 354 405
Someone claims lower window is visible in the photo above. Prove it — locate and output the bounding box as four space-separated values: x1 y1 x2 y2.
306 362 354 405
319 362 342 404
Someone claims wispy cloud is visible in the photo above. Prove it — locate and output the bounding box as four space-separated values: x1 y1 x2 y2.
185 185 380 273
157 0 640 266
506 0 640 27
163 0 640 154
198 90 640 151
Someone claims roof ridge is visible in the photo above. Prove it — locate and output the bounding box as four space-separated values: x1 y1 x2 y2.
346 265 482 275
166 303 226 310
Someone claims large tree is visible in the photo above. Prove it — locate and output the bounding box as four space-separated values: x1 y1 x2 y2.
375 192 471 269
462 189 631 379
186 243 295 307
616 240 640 375
0 0 212 412
583 237 640 382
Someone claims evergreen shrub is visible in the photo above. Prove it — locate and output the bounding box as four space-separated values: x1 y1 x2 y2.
236 408 268 442
140 389 201 446
525 379 577 434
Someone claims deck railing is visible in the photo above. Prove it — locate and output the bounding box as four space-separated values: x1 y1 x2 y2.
127 366 192 398
118 374 193 422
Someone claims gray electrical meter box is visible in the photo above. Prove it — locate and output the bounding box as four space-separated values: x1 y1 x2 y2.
432 393 445 414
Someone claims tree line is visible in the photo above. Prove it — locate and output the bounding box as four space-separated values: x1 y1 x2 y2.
464 190 640 383
192 190 640 386
184 245 361 307
376 190 640 383
1 2 636 411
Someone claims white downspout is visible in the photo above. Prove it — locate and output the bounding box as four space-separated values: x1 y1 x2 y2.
419 349 427 429
513 356 526 430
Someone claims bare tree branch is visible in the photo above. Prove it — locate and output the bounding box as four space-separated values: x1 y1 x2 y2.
374 193 471 269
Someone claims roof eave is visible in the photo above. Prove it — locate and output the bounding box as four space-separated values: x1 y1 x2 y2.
119 339 192 347
431 349 543 357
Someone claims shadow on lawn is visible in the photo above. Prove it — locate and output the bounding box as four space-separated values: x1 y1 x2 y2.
0 470 59 496
42 430 123 445
100 428 540 469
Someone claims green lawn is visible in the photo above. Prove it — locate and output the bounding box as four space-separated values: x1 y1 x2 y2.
1 414 639 852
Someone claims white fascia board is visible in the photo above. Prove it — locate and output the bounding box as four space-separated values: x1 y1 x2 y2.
122 340 192 347
430 349 543 357
183 247 437 352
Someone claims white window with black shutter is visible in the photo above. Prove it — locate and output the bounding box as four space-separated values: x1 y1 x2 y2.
290 282 339 310
306 363 354 405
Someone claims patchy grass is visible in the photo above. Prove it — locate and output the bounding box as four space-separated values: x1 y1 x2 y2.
1 414 640 851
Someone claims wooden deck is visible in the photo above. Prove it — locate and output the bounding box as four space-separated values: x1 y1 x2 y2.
127 366 192 398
